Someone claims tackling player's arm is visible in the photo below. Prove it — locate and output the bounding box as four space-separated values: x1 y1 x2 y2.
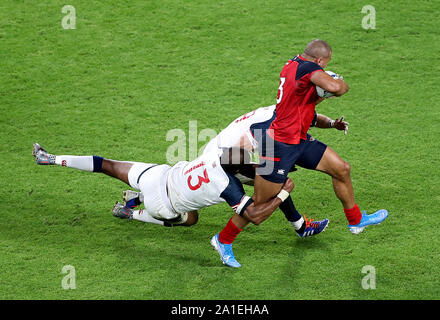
311 70 349 96
221 175 294 226
241 178 294 225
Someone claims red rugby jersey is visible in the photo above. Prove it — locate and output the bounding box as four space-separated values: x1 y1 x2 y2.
269 55 323 144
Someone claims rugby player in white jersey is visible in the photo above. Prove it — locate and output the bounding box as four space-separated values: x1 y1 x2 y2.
201 105 349 246
32 143 293 268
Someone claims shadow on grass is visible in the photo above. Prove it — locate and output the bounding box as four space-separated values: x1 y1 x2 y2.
110 223 222 268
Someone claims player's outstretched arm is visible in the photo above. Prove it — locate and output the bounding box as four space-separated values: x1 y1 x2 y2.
242 178 294 225
315 114 349 134
311 70 349 96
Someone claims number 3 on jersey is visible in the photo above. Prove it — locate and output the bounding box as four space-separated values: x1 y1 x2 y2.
276 77 286 104
187 169 210 190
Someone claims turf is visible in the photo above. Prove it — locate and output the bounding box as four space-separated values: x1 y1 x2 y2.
0 0 439 300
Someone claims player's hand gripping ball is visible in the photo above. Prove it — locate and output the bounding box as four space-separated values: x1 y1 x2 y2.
316 71 342 98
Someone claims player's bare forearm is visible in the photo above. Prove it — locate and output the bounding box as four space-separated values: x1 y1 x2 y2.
242 197 283 225
242 178 294 225
333 79 350 96
311 71 350 96
315 114 349 134
315 114 333 128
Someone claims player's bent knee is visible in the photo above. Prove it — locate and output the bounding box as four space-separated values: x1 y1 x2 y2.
342 161 351 176
184 211 199 226
163 212 198 227
335 160 351 180
165 213 188 224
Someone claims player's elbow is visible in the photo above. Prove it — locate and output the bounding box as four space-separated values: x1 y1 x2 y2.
327 81 343 94
333 81 350 96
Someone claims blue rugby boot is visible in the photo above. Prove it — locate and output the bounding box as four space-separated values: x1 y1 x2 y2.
210 234 241 268
348 209 389 234
296 215 329 238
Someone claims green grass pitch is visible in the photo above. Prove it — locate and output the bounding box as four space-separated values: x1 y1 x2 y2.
1 0 439 300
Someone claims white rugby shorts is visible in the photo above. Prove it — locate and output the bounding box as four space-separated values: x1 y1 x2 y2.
127 163 180 221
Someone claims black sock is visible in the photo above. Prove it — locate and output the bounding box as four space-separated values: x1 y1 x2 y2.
279 195 302 222
92 156 104 172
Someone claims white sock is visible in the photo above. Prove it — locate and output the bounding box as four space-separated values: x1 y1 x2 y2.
132 209 164 226
291 216 304 230
55 155 94 172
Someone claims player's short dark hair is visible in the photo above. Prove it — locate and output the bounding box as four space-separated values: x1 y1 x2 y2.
220 147 254 176
220 147 250 165
303 39 332 59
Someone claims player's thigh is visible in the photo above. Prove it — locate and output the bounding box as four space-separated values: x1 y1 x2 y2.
254 174 284 204
127 162 160 190
102 160 134 185
256 133 295 184
315 146 349 178
255 134 303 203
137 165 181 221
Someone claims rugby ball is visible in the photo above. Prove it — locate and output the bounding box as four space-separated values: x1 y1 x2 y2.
316 71 341 98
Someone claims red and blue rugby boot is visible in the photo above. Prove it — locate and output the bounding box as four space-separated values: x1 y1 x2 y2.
296 215 329 238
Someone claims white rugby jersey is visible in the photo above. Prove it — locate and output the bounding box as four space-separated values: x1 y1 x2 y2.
166 151 253 215
203 105 276 155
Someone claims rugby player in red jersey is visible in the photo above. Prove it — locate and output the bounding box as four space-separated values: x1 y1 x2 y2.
247 39 388 239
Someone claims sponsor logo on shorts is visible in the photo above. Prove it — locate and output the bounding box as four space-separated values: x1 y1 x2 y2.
277 169 285 175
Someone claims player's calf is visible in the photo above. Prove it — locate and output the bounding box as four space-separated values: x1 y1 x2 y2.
113 200 198 228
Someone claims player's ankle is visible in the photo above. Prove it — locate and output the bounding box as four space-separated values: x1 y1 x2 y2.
291 216 304 230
